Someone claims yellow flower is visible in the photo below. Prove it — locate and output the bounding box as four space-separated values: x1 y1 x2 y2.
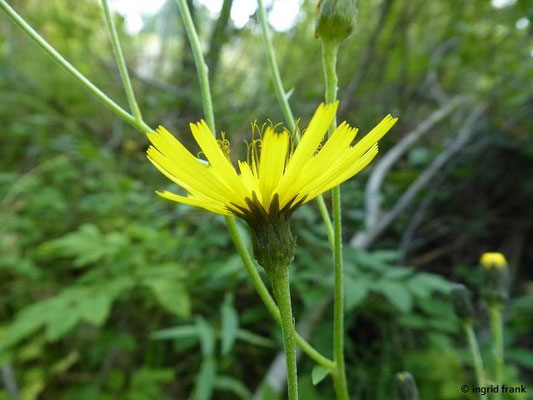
146 102 397 223
480 252 508 270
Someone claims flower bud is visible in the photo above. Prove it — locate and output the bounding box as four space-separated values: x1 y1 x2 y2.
315 0 357 43
395 372 420 400
247 194 296 278
451 284 474 321
480 252 509 304
480 252 507 270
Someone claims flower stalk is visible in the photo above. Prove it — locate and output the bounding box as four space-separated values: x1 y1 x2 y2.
174 0 216 133
464 321 485 397
452 284 485 394
488 304 504 389
321 39 350 400
226 218 335 369
480 252 508 392
101 0 143 124
270 268 299 400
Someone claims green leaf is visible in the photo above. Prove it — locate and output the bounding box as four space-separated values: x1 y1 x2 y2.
193 357 217 400
258 383 281 400
408 273 452 299
506 348 533 368
150 325 198 341
145 278 190 318
236 329 276 348
45 312 79 341
373 281 413 313
0 302 51 351
39 224 128 268
78 292 113 326
383 267 413 279
311 365 330 385
344 276 370 311
196 317 216 357
220 294 239 355
214 376 252 399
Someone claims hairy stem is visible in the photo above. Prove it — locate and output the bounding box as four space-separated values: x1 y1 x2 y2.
322 39 350 400
0 0 150 133
489 304 504 392
270 269 299 400
101 0 143 123
226 218 334 370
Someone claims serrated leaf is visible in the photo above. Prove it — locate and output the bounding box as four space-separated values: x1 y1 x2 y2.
78 292 112 326
408 273 452 299
145 278 190 318
311 365 330 385
373 281 413 312
384 267 413 279
45 312 79 341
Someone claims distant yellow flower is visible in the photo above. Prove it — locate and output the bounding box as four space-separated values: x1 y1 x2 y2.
146 102 397 223
480 252 508 269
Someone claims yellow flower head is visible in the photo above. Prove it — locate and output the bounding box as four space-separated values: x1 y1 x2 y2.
146 102 397 224
480 252 508 270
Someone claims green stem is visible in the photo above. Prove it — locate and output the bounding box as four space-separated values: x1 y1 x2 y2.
0 0 150 133
256 0 334 248
322 39 350 400
176 0 333 371
269 269 299 400
488 304 504 390
225 217 334 370
174 0 215 133
101 0 143 123
463 321 485 397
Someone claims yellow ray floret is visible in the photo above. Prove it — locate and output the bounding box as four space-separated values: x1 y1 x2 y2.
146 102 398 222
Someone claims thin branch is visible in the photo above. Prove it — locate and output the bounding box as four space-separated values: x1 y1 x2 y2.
101 0 143 123
174 0 216 133
424 38 459 105
399 174 445 255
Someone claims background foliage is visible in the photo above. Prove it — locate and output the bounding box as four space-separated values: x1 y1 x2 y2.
0 0 532 399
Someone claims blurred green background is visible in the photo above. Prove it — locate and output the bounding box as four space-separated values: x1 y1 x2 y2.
0 0 532 399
